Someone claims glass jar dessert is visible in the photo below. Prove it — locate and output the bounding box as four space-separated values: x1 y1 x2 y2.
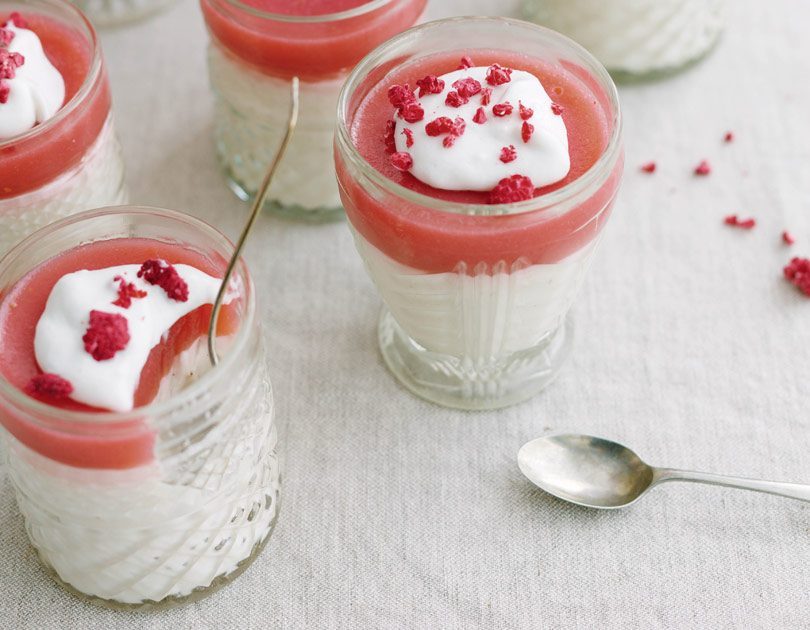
0 206 279 609
200 0 426 222
0 1 126 257
335 17 623 410
68 0 179 27
522 0 726 80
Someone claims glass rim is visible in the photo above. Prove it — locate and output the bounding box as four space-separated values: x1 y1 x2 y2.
0 205 257 427
212 0 394 24
0 0 104 150
335 16 624 217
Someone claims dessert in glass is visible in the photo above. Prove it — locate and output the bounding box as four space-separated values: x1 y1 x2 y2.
0 1 126 257
335 17 623 410
69 0 179 27
523 0 726 80
0 207 279 608
200 0 426 222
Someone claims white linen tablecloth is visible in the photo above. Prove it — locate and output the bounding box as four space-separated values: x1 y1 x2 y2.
1 1 808 628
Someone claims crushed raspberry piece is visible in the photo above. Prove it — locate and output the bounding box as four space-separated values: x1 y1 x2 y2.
473 107 487 124
445 90 468 108
724 215 756 229
0 27 14 47
0 49 24 80
784 257 810 296
500 145 517 163
390 151 413 171
399 102 424 123
640 162 657 174
521 121 534 144
453 77 482 99
480 88 492 106
388 84 415 108
138 259 189 302
384 120 396 153
415 74 445 97
443 136 456 148
486 63 512 86
492 102 513 117
83 311 130 361
402 128 414 148
783 231 796 246
724 131 734 143
0 81 9 104
694 160 711 176
551 103 564 116
112 276 147 308
490 175 535 204
26 373 73 400
519 102 534 120
426 116 456 136
458 55 474 69
5 12 27 28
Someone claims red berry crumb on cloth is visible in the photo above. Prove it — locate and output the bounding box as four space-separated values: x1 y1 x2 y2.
724 215 756 229
784 257 810 296
640 162 656 174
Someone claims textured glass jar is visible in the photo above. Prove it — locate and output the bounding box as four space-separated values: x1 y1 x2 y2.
522 0 726 81
0 207 279 609
200 0 426 222
335 17 624 410
68 0 179 27
0 0 127 256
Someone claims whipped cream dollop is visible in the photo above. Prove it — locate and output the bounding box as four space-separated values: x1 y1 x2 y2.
393 65 570 191
0 20 65 140
34 263 231 412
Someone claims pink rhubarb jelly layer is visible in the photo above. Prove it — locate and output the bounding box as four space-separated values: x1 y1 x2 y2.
0 238 239 469
0 12 110 199
200 0 427 80
338 51 623 273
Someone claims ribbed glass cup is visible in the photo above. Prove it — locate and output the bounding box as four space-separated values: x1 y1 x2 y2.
0 207 279 609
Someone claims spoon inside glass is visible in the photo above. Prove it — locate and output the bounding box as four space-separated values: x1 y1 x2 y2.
518 433 810 509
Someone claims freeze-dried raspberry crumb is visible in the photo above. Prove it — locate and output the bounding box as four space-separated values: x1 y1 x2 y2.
83 311 130 361
486 63 512 86
5 12 27 28
724 215 756 229
784 257 810 296
694 160 711 176
0 27 14 47
551 103 564 116
0 81 9 104
387 84 415 109
480 88 492 106
640 162 657 174
492 102 513 117
399 102 424 123
425 116 465 138
521 121 534 143
519 102 534 120
0 49 24 80
445 90 468 108
458 55 474 69
724 131 734 143
500 145 517 163
26 373 73 400
402 128 414 148
489 175 535 204
453 77 482 99
384 119 396 153
443 135 456 148
390 151 413 171
112 276 147 308
783 231 796 246
415 74 444 97
473 107 487 124
138 259 189 302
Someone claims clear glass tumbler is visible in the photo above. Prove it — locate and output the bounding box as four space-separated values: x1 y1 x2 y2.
335 17 624 410
0 0 127 256
200 0 426 222
522 0 726 81
0 207 279 609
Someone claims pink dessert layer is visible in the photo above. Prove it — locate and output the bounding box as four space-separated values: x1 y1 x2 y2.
338 50 623 274
0 238 239 470
200 0 427 80
0 12 111 199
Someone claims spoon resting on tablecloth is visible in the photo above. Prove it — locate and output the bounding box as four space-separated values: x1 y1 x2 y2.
518 433 810 509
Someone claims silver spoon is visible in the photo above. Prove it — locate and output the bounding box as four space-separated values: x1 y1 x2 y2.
518 433 810 509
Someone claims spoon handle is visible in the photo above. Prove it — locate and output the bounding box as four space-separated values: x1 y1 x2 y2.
654 468 810 503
